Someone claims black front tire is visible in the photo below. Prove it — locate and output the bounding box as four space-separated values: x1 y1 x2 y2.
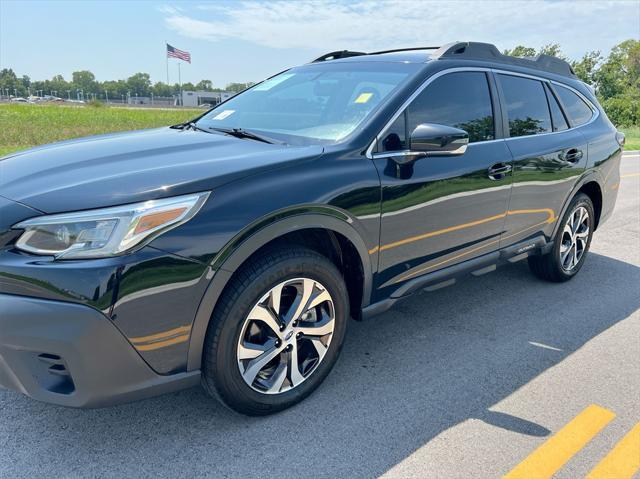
528 193 595 282
202 246 349 416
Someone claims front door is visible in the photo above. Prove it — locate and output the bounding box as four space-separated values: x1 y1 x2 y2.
372 70 513 297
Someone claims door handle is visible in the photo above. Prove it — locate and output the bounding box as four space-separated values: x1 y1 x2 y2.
488 163 512 180
563 148 583 163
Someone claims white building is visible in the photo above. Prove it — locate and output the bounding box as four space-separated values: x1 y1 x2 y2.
181 90 236 107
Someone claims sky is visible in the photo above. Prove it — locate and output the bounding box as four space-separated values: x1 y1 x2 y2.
1 0 638 87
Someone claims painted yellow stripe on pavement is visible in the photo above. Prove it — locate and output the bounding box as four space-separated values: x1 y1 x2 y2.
621 172 640 178
130 325 191 344
587 421 640 479
134 334 190 351
503 404 615 479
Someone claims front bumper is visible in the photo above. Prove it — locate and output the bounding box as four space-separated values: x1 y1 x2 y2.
0 293 200 408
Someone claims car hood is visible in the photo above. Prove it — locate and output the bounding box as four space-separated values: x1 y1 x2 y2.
0 127 323 213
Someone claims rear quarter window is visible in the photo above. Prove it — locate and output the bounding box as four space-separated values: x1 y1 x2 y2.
554 85 594 126
498 74 552 137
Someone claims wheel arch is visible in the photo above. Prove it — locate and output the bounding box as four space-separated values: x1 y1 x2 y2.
552 170 604 238
186 210 375 371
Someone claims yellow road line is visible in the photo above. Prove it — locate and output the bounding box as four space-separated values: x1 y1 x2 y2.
587 421 640 479
503 404 616 479
129 325 191 344
134 334 190 351
621 172 640 178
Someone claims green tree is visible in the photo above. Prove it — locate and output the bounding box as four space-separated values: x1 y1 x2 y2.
595 39 640 99
195 79 213 91
152 81 174 97
225 82 255 92
538 43 566 60
72 70 96 94
571 51 601 85
126 73 151 96
503 45 537 57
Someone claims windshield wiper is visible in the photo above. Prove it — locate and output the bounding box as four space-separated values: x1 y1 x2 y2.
171 121 212 134
204 127 284 145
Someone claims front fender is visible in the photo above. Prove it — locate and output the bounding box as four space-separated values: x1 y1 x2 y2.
186 209 374 371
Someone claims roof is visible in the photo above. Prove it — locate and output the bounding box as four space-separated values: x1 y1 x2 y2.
311 42 577 78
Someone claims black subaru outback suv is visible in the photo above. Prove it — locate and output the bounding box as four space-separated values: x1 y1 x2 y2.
0 42 623 415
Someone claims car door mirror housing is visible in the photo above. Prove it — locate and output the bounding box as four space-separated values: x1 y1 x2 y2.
410 123 469 156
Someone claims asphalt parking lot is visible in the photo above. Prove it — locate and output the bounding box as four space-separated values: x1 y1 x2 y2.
1 152 638 478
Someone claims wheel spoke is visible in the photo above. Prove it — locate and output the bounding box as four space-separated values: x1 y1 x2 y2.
560 242 572 266
285 278 315 325
238 341 270 360
572 241 579 267
574 208 585 234
288 342 305 387
575 228 590 239
307 288 332 311
248 303 282 338
242 344 282 385
265 363 288 394
269 282 285 319
310 338 329 362
297 316 335 337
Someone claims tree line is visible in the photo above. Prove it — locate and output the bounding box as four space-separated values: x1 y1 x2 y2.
0 39 637 125
0 69 255 101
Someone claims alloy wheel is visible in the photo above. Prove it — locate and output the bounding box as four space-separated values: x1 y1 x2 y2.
236 278 335 394
559 205 590 272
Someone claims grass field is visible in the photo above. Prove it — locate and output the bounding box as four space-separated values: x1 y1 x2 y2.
620 126 640 150
0 103 638 158
0 103 200 157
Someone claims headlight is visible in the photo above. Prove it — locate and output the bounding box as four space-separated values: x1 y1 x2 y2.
13 192 210 259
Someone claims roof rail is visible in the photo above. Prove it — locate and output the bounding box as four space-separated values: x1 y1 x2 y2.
312 50 367 62
368 46 440 55
432 41 576 78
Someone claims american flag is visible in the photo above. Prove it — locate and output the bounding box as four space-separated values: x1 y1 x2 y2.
167 44 191 63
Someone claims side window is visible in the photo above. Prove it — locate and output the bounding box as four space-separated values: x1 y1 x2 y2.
407 72 495 143
499 75 552 137
544 84 569 132
379 71 494 152
554 85 594 126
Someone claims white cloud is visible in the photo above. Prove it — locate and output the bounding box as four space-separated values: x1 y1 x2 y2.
162 0 639 58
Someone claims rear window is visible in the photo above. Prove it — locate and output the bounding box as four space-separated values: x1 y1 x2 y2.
499 75 552 137
554 85 594 126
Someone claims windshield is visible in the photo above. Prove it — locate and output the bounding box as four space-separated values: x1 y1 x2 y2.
196 62 419 145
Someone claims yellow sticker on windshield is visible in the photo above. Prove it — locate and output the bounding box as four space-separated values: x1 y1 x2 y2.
354 92 373 104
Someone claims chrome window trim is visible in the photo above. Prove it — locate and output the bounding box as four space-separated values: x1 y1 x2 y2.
365 67 599 159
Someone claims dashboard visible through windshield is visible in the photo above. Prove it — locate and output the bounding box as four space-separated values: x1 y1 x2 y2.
197 62 420 145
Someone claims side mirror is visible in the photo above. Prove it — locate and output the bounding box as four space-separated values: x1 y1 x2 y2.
410 123 468 157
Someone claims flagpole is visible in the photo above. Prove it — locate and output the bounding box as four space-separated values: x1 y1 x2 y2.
178 61 182 106
165 41 169 85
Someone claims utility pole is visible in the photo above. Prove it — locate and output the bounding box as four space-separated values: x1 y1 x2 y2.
105 90 109 103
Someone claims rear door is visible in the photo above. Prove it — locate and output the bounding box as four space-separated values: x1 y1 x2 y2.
372 70 513 295
496 73 589 248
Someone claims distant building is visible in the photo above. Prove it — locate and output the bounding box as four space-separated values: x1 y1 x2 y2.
128 96 151 105
181 90 236 107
